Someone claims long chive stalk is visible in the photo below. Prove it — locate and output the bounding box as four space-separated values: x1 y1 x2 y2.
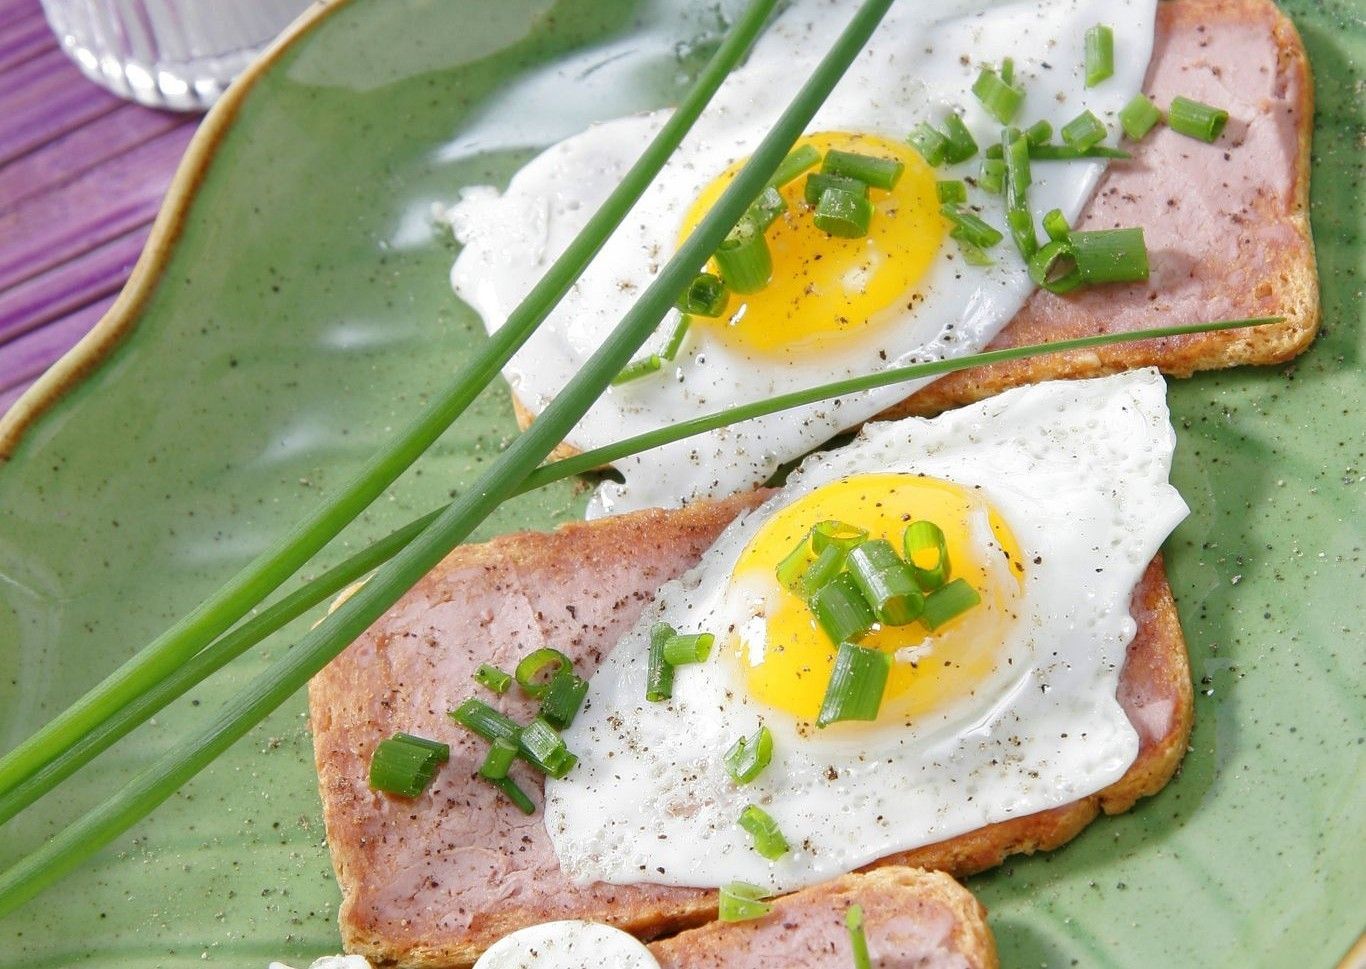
0 0 780 802
0 0 898 915
0 316 1279 825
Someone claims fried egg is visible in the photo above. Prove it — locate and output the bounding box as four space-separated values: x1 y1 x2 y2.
472 921 659 969
543 371 1188 892
447 0 1157 516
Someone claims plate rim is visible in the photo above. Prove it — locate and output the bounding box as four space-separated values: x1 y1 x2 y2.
0 0 355 460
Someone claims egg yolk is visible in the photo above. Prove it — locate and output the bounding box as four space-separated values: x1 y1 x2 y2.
727 473 1026 727
678 131 945 356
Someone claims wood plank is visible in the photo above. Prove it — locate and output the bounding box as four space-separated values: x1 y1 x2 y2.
0 225 145 344
0 101 190 208
0 123 192 291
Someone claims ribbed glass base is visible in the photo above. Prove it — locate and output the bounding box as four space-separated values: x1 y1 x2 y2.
40 0 313 111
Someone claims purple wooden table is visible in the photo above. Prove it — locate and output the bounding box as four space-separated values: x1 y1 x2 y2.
0 0 201 414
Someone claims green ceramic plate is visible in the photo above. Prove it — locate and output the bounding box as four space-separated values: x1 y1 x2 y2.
1 1 1361 966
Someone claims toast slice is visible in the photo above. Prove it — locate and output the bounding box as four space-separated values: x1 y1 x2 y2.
309 494 1192 968
648 867 998 969
509 0 1316 448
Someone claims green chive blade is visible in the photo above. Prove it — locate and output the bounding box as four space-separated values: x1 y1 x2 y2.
846 539 924 626
813 187 874 238
821 148 904 189
514 647 571 698
921 578 982 631
719 881 773 922
1084 24 1114 87
809 572 877 644
1167 95 1229 143
817 642 891 727
724 725 775 784
647 621 677 703
847 903 872 969
1118 93 1161 141
738 804 790 860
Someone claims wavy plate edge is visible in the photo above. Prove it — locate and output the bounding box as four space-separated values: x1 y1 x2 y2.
0 0 353 461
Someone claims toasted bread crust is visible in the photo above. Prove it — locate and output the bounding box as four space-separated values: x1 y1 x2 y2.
312 499 1191 968
891 0 1317 418
510 0 1317 447
648 867 999 969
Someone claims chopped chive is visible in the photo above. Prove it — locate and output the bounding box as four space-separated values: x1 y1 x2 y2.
738 804 789 860
847 904 872 969
1042 208 1071 242
714 217 772 293
1004 134 1033 260
450 698 520 746
822 148 904 189
907 121 950 166
539 670 590 730
921 578 982 630
811 520 869 554
1000 56 1015 86
1007 208 1039 260
647 621 676 703
392 732 450 761
1084 24 1114 87
1005 135 1031 200
769 143 822 189
748 185 789 232
517 717 577 779
662 632 715 666
1027 239 1084 294
776 531 815 591
662 314 691 360
1070 227 1149 283
473 663 513 694
514 647 571 699
798 544 849 597
478 735 518 781
972 67 1024 124
369 736 443 798
1028 144 1129 160
809 572 877 644
814 187 874 238
1060 109 1107 151
1118 93 1161 141
846 539 924 626
954 236 996 266
803 172 869 205
936 179 967 204
719 881 772 922
903 520 950 591
490 775 535 815
611 354 663 386
1025 119 1053 147
816 642 891 727
939 205 1003 249
941 113 979 163
724 725 774 784
1167 95 1229 142
978 157 1006 195
676 272 729 318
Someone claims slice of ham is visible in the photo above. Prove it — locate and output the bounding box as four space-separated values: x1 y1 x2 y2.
310 493 1191 968
648 867 998 969
896 0 1316 418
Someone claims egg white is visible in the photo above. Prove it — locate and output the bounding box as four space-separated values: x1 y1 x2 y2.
447 0 1157 517
543 370 1188 892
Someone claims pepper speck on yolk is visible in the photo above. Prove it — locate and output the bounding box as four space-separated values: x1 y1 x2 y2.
678 132 945 356
728 474 1026 726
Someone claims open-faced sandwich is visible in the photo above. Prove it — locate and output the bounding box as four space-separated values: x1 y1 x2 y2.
301 0 1316 964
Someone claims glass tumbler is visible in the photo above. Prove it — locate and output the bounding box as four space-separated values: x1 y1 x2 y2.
39 0 315 111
